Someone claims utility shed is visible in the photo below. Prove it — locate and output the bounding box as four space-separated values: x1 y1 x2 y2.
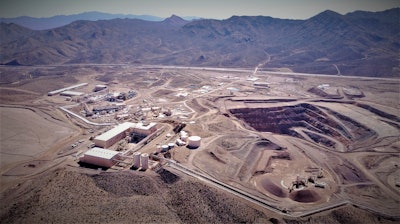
80 147 120 168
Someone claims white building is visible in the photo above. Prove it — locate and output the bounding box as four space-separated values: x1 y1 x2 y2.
94 122 134 148
93 122 157 148
60 90 84 97
132 122 157 136
79 147 120 168
94 84 107 92
48 83 88 96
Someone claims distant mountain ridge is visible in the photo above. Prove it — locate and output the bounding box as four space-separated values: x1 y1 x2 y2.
1 8 399 77
0 11 200 30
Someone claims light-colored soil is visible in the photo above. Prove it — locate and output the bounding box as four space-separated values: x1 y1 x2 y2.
0 65 399 223
0 106 75 170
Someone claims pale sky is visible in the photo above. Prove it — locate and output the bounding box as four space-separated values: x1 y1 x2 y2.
0 0 399 19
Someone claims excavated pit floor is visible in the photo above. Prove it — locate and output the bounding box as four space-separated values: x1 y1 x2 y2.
229 103 378 152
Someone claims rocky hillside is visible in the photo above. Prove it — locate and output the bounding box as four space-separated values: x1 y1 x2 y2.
1 8 399 77
1 169 397 223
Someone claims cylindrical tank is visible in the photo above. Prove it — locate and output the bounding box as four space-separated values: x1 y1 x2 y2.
133 152 141 168
156 145 162 153
180 131 188 141
176 138 185 146
141 153 149 170
168 143 175 149
188 136 201 148
161 145 169 152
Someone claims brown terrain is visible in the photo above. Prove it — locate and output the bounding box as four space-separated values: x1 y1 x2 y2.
1 8 399 77
0 64 399 223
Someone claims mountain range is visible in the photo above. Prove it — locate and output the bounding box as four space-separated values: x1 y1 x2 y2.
1 8 399 77
0 11 202 30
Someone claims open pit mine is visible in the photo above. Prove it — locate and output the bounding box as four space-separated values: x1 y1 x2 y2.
0 65 399 223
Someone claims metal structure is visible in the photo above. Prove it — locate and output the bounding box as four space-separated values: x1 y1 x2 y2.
79 147 120 168
133 152 141 168
140 153 149 170
187 136 201 148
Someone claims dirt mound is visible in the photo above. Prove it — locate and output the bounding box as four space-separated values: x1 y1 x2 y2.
334 162 369 184
260 178 287 198
92 171 159 196
308 86 342 99
289 189 321 203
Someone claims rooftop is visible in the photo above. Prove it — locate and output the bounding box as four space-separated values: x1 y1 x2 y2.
60 90 84 96
94 122 134 141
132 122 157 130
83 147 120 159
48 83 88 95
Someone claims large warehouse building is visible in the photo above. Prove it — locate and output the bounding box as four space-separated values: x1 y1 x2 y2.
48 83 88 96
79 147 120 168
94 122 134 148
93 122 158 148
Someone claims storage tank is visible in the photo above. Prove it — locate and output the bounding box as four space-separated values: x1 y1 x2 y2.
133 152 141 168
168 143 175 149
161 145 169 152
140 153 149 170
180 131 188 141
176 138 185 146
187 136 201 148
156 145 162 153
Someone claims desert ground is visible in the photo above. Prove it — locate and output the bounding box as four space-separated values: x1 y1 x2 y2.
0 64 399 223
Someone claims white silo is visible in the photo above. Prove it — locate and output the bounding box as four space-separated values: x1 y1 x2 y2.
176 138 185 146
161 145 169 152
180 131 188 141
140 153 149 170
188 136 201 148
133 152 141 168
168 142 175 149
156 145 162 153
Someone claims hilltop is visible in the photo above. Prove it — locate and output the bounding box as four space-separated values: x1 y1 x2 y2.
1 8 399 77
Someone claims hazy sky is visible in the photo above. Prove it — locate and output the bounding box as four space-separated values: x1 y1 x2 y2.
0 0 398 19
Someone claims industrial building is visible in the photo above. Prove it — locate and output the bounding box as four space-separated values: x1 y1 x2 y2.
94 122 134 148
132 122 157 136
93 105 120 114
79 147 120 168
47 83 88 96
60 91 84 97
93 122 158 148
253 82 270 88
94 84 107 92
